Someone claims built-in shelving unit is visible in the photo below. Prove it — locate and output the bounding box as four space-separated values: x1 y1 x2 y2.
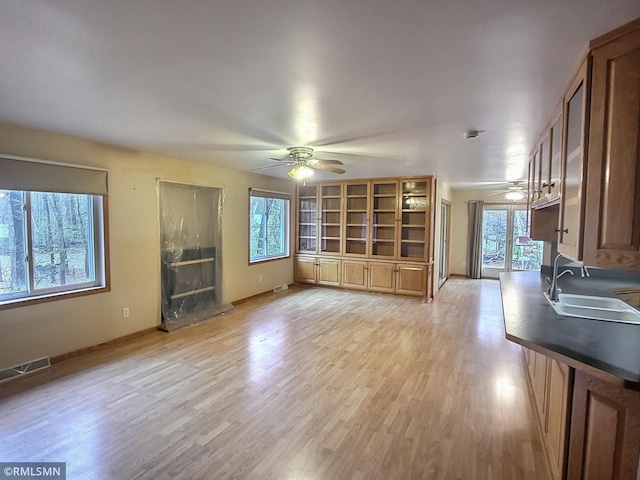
294 176 436 300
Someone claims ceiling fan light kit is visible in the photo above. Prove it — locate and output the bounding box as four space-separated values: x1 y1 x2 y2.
288 165 314 181
505 189 525 201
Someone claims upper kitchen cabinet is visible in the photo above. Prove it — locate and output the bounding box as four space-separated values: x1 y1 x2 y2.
528 17 640 269
583 21 640 269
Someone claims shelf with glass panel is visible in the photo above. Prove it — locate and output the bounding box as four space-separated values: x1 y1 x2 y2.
344 182 369 256
400 180 428 260
297 185 318 253
371 181 398 258
320 184 342 254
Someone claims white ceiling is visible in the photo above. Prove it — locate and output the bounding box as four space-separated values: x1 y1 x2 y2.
1 1 639 187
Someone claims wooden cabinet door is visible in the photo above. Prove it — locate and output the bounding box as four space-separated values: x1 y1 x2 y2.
584 26 640 269
395 263 427 296
532 351 548 420
368 262 395 293
317 258 341 286
546 359 572 479
294 256 317 284
342 260 368 290
568 370 640 480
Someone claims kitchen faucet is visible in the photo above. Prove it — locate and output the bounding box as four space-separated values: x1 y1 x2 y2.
546 252 575 302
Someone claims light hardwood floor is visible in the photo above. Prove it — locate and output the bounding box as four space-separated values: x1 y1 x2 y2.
0 279 548 479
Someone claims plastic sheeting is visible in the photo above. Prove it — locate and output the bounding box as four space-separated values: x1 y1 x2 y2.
158 181 234 331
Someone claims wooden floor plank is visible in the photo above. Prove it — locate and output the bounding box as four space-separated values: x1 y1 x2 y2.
0 279 548 479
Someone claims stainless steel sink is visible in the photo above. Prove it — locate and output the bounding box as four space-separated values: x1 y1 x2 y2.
545 293 640 325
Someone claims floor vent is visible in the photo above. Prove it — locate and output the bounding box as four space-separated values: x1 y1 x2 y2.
0 357 51 384
273 284 288 293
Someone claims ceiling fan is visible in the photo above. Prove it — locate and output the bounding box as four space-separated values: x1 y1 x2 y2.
251 146 346 181
489 181 529 201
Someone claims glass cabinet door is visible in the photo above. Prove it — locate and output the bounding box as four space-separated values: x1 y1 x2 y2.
549 113 563 200
297 185 318 253
370 181 398 258
320 184 342 254
559 65 588 260
400 180 428 260
539 135 550 199
344 182 369 256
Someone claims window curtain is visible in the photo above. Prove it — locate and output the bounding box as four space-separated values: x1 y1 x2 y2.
467 200 484 279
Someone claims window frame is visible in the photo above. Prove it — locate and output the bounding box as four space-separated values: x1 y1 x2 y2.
248 189 291 264
0 191 110 310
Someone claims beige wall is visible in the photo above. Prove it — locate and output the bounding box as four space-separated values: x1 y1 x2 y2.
0 122 294 370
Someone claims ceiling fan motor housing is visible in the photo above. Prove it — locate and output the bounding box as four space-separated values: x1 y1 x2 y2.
288 146 314 162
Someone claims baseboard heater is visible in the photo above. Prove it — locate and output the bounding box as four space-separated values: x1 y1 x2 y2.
0 357 51 384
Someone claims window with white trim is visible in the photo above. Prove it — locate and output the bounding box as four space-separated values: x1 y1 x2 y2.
0 156 108 307
249 188 290 263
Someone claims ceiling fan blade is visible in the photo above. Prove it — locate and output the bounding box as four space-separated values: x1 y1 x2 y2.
310 159 344 166
250 163 292 172
311 163 346 174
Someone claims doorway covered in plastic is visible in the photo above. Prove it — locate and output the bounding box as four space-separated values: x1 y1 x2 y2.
158 181 233 331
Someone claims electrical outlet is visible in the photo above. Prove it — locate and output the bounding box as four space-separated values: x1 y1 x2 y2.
122 307 130 318
258 275 263 282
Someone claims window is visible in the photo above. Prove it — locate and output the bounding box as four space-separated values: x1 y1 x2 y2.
249 189 290 263
0 156 108 308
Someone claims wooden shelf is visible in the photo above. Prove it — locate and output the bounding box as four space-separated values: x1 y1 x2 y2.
171 285 215 300
170 258 214 267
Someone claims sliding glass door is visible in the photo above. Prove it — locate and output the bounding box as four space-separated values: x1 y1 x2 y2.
482 205 542 279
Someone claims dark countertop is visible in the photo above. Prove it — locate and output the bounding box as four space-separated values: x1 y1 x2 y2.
500 271 640 387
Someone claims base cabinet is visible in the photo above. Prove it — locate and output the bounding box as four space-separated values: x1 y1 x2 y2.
294 256 341 286
567 370 640 480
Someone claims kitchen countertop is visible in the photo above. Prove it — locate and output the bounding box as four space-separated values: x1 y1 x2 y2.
500 271 640 388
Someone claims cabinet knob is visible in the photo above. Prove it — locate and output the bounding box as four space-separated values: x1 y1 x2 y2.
554 228 569 234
